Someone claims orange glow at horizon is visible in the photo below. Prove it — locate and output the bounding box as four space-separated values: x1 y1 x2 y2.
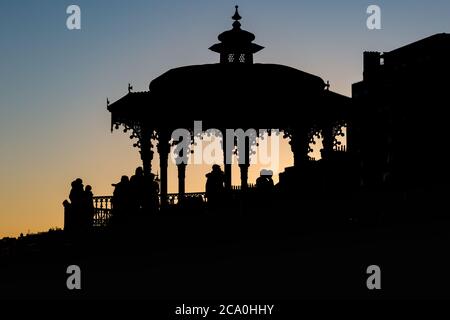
0 129 347 238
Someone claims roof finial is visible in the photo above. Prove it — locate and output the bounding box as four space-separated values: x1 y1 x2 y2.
232 5 242 21
232 5 242 29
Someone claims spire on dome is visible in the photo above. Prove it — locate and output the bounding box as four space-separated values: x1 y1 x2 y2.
232 5 242 29
209 6 264 64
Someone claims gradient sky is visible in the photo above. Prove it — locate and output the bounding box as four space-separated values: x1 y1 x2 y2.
1 0 450 238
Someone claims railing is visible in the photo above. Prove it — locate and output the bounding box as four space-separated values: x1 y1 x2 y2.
92 192 207 227
231 184 256 190
167 192 206 205
92 196 113 227
335 145 347 152
92 188 260 227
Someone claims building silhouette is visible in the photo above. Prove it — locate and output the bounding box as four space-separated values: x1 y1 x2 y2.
352 33 450 192
105 6 350 210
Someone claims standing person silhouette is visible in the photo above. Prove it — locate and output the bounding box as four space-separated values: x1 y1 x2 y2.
142 173 159 214
84 185 94 230
69 178 84 230
205 164 225 209
130 167 145 215
256 170 275 211
112 175 130 224
256 169 275 192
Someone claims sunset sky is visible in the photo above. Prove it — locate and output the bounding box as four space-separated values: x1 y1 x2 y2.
1 0 450 237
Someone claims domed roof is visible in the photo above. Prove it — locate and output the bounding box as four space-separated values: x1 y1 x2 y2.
108 7 350 130
150 63 325 94
147 63 327 128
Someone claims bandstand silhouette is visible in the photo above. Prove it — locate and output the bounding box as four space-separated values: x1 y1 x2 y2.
86 6 351 227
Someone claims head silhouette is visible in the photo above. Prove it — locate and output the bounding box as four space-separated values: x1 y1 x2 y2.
135 167 143 176
260 169 273 177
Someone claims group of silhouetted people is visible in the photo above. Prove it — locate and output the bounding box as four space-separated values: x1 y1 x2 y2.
111 167 159 224
65 165 276 231
63 178 94 232
64 167 160 231
205 165 275 210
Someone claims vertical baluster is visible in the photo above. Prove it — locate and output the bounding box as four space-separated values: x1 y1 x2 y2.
104 197 107 225
107 197 111 224
93 197 97 227
100 197 105 226
93 198 96 227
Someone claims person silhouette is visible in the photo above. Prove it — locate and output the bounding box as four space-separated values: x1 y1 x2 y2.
130 167 145 215
69 178 84 207
84 185 94 230
141 172 160 214
112 175 130 224
205 164 225 209
68 178 84 230
256 169 274 192
150 173 160 212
